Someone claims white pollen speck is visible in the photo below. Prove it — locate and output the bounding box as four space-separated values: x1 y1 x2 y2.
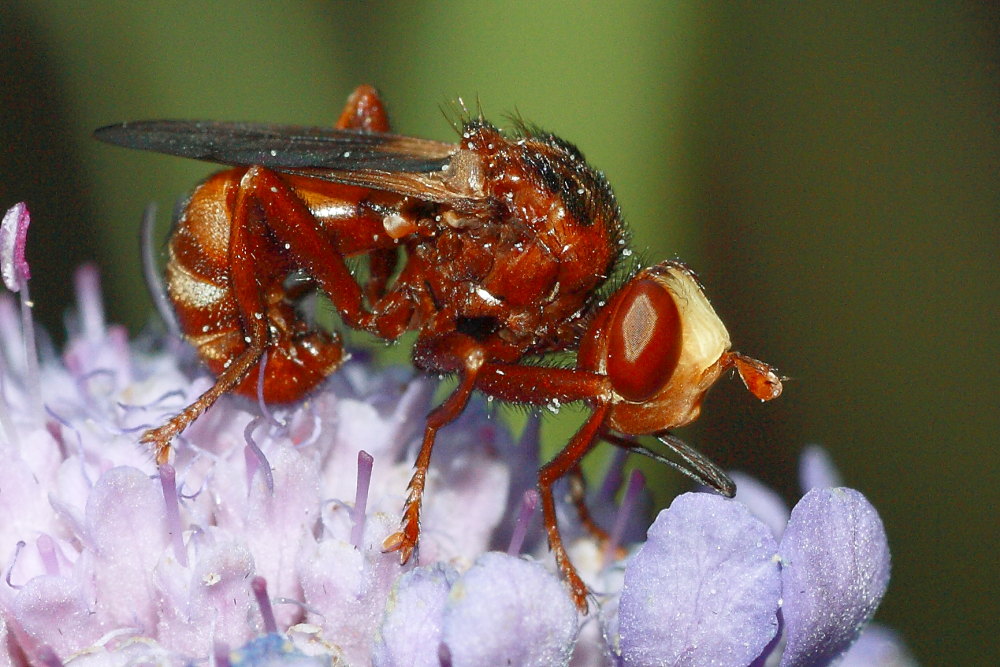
254 312 263 319
201 325 209 332
577 188 585 194
269 149 277 157
202 572 221 586
475 288 501 305
284 243 291 250
622 248 633 256
244 336 251 343
270 187 278 193
343 151 351 157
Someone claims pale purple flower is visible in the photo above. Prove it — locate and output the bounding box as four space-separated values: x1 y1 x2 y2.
613 447 909 666
374 553 578 666
0 202 910 665
617 493 783 666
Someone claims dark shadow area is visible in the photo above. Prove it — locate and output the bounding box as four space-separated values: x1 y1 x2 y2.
0 5 99 340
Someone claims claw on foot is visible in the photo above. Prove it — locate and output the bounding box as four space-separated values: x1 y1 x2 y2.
563 566 590 612
382 530 416 564
140 428 174 465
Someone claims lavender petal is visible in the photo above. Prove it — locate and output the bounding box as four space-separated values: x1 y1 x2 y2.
779 487 890 667
618 492 781 666
442 552 578 667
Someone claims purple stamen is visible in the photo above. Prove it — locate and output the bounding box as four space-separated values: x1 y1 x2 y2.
158 464 188 567
36 534 59 575
0 361 15 447
45 407 91 483
0 202 31 289
17 276 42 425
507 489 539 556
140 202 181 337
519 413 541 451
116 389 188 417
604 468 645 566
74 369 118 408
597 447 629 504
352 450 374 549
256 350 284 428
4 541 25 589
251 576 278 634
74 264 105 343
243 417 275 494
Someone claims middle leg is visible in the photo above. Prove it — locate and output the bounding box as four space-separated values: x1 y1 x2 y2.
383 334 486 563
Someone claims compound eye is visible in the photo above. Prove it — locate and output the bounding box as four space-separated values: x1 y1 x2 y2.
606 277 682 402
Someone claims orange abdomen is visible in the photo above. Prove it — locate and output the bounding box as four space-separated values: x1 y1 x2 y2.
165 170 346 403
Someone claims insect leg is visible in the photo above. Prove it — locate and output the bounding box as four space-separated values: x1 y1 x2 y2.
472 363 610 405
383 334 485 563
365 248 398 304
467 362 618 608
141 342 269 463
229 167 421 346
230 167 377 330
334 81 395 309
361 254 427 339
141 174 275 464
567 463 615 548
337 81 395 308
336 84 390 133
538 402 612 611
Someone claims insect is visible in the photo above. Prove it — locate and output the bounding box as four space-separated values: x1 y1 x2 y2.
95 85 782 610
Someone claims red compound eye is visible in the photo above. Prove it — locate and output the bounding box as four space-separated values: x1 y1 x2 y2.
606 278 682 402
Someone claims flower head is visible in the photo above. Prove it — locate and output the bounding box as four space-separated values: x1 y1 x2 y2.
0 202 909 665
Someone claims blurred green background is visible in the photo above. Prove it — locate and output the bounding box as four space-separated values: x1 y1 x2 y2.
2 2 996 663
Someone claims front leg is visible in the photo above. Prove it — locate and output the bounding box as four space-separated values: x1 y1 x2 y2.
537 403 611 611
472 362 615 611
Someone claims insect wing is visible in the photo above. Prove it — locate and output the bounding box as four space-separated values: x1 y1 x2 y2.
94 120 489 209
94 120 455 173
